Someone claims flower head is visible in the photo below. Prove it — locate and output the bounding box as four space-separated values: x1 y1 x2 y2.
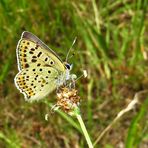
55 86 80 116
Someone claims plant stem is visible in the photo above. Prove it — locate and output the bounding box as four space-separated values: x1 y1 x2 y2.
76 114 93 148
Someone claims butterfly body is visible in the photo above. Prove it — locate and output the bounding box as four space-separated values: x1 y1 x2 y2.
14 31 73 102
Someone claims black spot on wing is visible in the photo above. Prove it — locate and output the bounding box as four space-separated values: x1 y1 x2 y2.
25 64 29 68
37 52 42 57
32 59 37 62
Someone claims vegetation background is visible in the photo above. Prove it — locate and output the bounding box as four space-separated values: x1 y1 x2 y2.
0 0 148 147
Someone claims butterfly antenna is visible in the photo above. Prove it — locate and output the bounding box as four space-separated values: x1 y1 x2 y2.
72 70 87 83
66 37 77 62
75 70 87 82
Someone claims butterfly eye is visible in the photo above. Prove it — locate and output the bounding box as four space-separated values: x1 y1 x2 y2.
65 63 71 70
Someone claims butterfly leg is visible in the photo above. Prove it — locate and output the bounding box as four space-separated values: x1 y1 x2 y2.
68 74 77 89
56 86 61 94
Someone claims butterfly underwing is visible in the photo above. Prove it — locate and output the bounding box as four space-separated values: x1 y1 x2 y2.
14 31 72 102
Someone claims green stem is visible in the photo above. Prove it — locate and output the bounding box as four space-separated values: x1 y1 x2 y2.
76 114 93 148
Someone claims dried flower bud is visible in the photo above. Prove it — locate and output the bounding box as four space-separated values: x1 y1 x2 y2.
55 86 80 116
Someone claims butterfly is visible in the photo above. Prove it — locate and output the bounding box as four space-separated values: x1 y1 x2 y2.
14 31 74 102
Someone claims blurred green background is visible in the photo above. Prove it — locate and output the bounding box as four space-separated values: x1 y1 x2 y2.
0 0 148 147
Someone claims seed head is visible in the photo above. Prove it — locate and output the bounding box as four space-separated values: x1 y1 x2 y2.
55 86 80 116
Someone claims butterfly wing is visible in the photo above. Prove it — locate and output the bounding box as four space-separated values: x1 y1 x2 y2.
15 31 67 101
16 31 65 72
15 65 60 101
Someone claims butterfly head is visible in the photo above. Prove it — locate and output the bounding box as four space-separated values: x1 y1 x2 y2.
64 62 73 71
